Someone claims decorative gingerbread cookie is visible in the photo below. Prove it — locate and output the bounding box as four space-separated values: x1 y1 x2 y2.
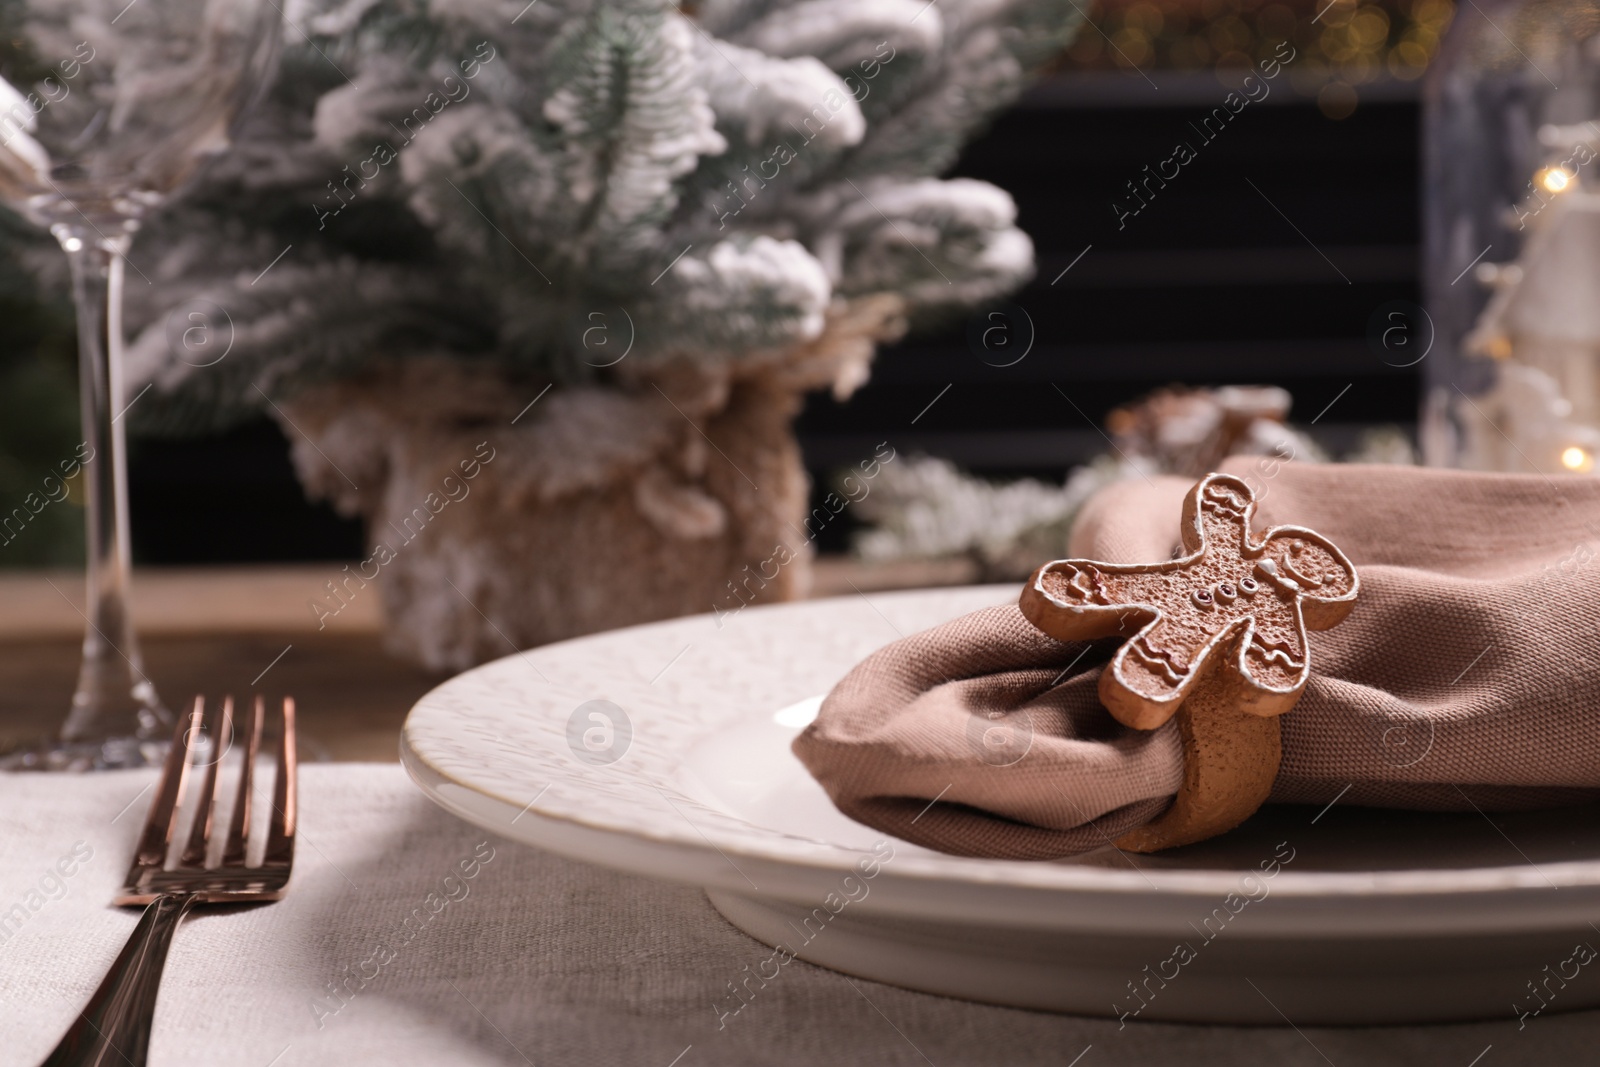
1019 472 1358 851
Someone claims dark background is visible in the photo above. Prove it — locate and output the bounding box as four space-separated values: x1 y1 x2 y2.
125 71 1423 564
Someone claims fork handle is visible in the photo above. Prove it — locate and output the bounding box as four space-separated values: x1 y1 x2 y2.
42 894 197 1067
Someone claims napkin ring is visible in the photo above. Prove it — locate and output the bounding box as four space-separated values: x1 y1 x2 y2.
1019 473 1359 851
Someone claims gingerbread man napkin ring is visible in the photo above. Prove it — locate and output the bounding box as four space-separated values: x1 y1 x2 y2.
1020 473 1359 852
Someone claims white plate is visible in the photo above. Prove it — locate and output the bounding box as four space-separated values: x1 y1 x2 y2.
400 586 1600 1024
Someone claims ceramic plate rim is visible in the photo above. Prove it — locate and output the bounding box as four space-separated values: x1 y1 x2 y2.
400 587 1600 909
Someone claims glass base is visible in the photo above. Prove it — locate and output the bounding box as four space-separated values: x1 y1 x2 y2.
0 735 170 772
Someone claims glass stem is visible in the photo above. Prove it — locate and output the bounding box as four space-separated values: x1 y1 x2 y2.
60 228 167 744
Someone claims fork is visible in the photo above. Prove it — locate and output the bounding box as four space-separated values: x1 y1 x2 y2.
42 695 297 1067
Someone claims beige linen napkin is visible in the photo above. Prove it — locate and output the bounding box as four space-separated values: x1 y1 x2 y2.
794 460 1600 859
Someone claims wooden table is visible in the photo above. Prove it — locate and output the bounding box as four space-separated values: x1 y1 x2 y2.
0 558 976 761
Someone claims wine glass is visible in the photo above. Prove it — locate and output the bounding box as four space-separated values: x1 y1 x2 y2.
0 0 281 768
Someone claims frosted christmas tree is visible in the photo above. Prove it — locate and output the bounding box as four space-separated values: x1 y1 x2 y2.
83 0 1082 666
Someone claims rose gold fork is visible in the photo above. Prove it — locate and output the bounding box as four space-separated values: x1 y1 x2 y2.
42 695 297 1067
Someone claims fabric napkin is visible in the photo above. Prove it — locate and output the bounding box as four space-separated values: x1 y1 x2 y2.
794 460 1600 859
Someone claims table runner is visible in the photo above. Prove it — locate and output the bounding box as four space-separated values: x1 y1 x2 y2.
0 765 1589 1065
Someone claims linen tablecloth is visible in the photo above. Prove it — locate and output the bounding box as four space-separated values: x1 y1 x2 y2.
0 765 1590 1066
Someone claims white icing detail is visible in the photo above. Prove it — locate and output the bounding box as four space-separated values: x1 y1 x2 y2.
1128 640 1188 684
1255 558 1301 594
1249 643 1305 672
1283 557 1322 587
1068 568 1098 601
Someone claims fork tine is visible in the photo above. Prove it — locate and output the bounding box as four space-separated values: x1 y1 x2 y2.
264 697 297 867
54 698 300 1067
179 696 230 867
132 697 203 872
223 695 264 868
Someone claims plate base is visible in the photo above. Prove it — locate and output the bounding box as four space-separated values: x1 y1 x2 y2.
708 889 1599 1024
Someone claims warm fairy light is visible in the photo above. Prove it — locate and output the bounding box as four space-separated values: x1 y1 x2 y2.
1539 166 1574 193
1561 446 1593 473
